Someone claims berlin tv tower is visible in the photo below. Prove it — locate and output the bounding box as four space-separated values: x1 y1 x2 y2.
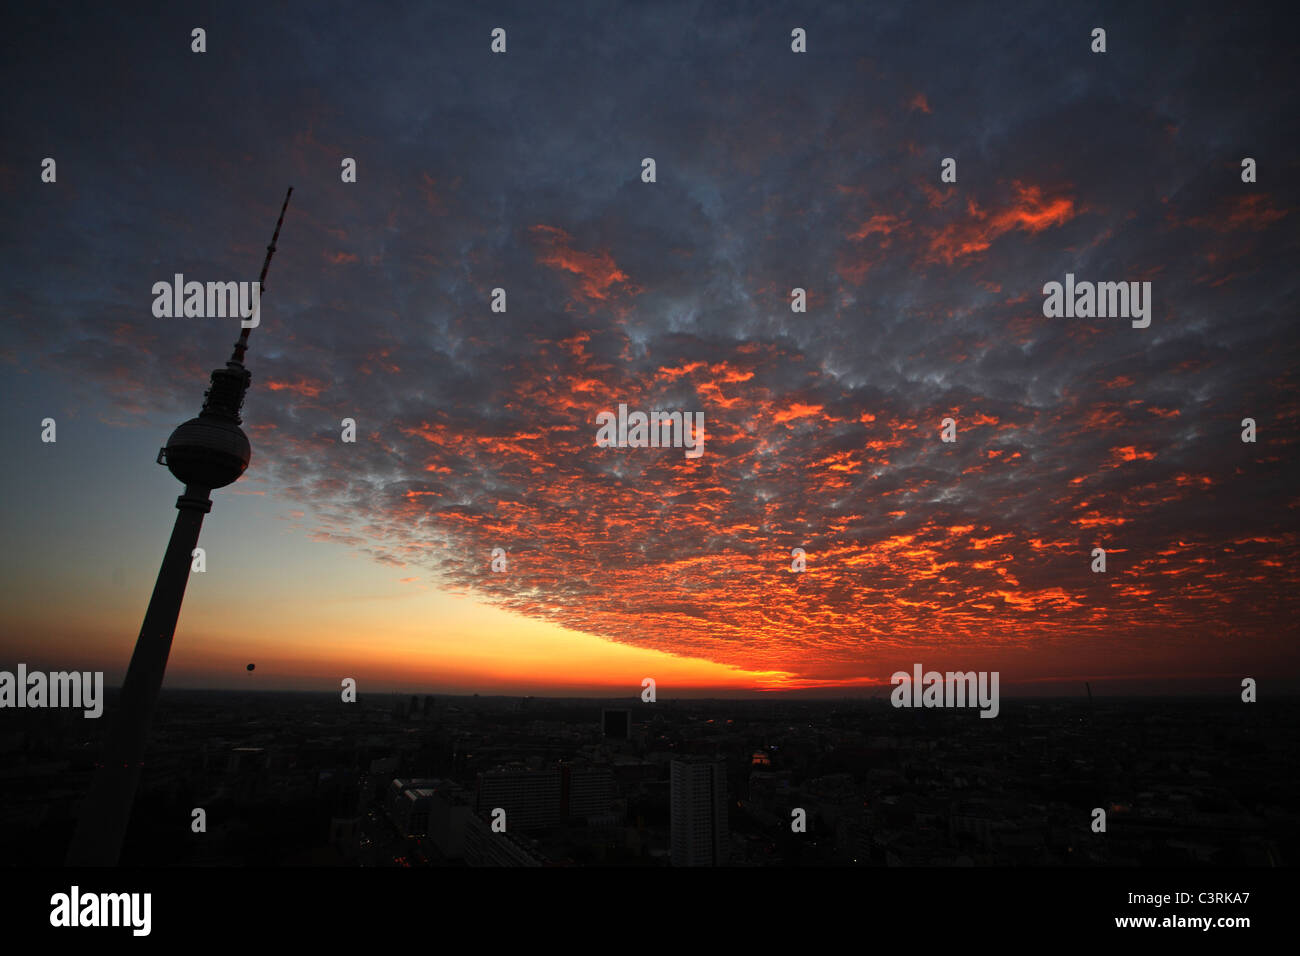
66 188 293 866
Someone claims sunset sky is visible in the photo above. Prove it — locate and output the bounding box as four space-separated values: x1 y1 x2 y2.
2 1 1297 697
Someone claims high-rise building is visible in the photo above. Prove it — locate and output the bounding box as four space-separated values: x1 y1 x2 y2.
426 783 472 860
562 764 614 819
476 764 614 830
671 756 729 866
476 768 562 829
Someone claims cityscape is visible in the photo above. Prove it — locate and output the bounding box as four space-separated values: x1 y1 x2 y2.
2 689 1294 867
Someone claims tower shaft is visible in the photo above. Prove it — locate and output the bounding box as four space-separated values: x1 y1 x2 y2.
65 487 212 865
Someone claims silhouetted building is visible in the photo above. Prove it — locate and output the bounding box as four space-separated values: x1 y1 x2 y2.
563 763 613 819
671 756 729 866
330 816 360 862
477 768 561 829
476 764 613 829
426 783 472 860
602 709 630 740
398 788 434 837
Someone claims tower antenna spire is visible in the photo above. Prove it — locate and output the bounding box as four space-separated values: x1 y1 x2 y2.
231 186 292 365
66 189 292 866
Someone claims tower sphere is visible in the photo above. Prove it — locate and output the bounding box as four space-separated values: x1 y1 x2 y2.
163 416 251 488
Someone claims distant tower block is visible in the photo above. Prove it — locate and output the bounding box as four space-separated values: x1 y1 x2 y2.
602 708 630 740
66 188 293 867
670 756 729 866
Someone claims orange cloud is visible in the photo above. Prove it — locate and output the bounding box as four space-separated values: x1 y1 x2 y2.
927 182 1077 264
529 225 639 304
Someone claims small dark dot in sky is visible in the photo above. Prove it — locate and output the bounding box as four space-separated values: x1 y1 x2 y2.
246 663 255 672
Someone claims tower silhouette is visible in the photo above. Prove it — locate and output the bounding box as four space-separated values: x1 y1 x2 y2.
66 189 293 866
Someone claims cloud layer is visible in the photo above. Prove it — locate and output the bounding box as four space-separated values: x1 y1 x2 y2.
4 0 1297 686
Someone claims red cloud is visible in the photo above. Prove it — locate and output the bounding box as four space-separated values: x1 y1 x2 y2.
529 225 640 304
926 182 1077 264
